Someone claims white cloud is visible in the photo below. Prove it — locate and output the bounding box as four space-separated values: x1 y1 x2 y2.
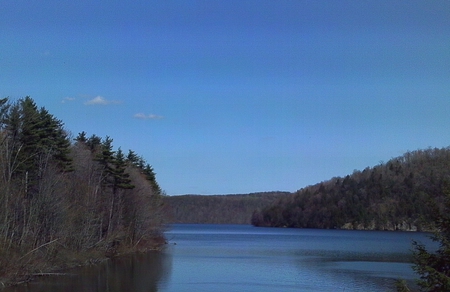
84 96 119 105
134 113 147 119
148 114 164 119
61 97 76 103
133 113 164 120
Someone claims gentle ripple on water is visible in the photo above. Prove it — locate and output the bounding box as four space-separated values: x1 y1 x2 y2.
4 224 436 292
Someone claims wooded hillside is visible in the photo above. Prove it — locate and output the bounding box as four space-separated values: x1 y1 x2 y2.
252 147 450 231
164 192 290 224
0 97 164 283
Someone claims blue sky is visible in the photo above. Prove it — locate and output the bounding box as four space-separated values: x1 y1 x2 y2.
1 1 450 195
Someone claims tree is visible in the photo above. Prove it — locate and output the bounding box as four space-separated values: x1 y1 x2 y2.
37 107 73 172
15 97 42 193
0 96 166 280
86 134 102 152
143 163 161 195
126 149 139 166
112 147 134 191
0 97 9 130
95 136 115 177
75 131 87 143
397 193 450 292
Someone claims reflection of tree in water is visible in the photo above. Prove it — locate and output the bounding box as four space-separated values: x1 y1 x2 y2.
105 251 173 292
5 252 173 292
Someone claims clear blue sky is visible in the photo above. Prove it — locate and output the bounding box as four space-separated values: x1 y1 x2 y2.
1 1 450 195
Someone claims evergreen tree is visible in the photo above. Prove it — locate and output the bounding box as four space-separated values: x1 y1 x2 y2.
86 134 102 152
4 101 21 143
397 193 450 292
14 97 43 196
411 196 450 291
75 131 87 143
95 136 115 187
126 149 139 166
0 97 9 130
2 101 22 184
37 107 72 172
19 97 42 165
143 163 161 195
112 148 134 191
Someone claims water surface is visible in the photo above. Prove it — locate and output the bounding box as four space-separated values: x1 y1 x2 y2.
6 224 434 292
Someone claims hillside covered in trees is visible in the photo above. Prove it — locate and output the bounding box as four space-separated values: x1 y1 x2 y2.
164 192 290 224
252 147 450 231
0 97 164 284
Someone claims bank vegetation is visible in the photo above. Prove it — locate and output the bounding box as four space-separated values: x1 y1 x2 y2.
0 97 165 286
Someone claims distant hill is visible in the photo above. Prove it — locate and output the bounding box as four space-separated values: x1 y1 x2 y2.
163 192 291 224
251 147 450 231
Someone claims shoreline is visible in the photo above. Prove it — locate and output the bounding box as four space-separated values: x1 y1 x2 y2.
0 235 166 289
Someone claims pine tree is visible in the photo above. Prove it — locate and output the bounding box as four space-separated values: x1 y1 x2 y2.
126 149 139 166
0 97 9 130
37 107 72 172
86 134 102 152
75 131 87 143
112 148 134 191
2 101 22 185
143 163 161 195
93 136 117 208
4 101 21 143
397 193 450 292
15 97 43 196
411 195 450 291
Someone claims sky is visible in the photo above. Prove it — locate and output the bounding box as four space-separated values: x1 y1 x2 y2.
1 1 450 195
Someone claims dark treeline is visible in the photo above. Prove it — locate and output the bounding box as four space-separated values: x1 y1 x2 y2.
164 192 291 224
0 97 164 283
252 147 450 231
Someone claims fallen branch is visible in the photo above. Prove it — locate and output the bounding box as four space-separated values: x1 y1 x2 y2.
31 273 72 277
19 238 59 260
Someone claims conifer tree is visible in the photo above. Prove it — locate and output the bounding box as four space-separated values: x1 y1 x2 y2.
0 97 9 130
4 101 21 143
112 148 134 191
86 134 102 152
96 136 115 177
143 163 161 195
126 149 139 166
397 193 450 292
13 97 42 196
75 131 87 143
411 196 450 291
37 107 72 172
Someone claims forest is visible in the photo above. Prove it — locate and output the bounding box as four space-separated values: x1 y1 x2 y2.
2 95 449 288
252 147 450 231
0 97 165 284
164 192 290 224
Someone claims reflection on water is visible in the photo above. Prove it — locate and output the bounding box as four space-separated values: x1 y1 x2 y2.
6 252 172 292
4 224 436 292
163 224 433 292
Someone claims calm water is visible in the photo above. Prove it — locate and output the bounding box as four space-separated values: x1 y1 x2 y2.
5 224 435 292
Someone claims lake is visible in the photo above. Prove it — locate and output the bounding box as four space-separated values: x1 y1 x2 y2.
5 224 435 292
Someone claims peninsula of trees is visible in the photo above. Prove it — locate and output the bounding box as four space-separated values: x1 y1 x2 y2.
0 97 164 284
252 147 450 231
